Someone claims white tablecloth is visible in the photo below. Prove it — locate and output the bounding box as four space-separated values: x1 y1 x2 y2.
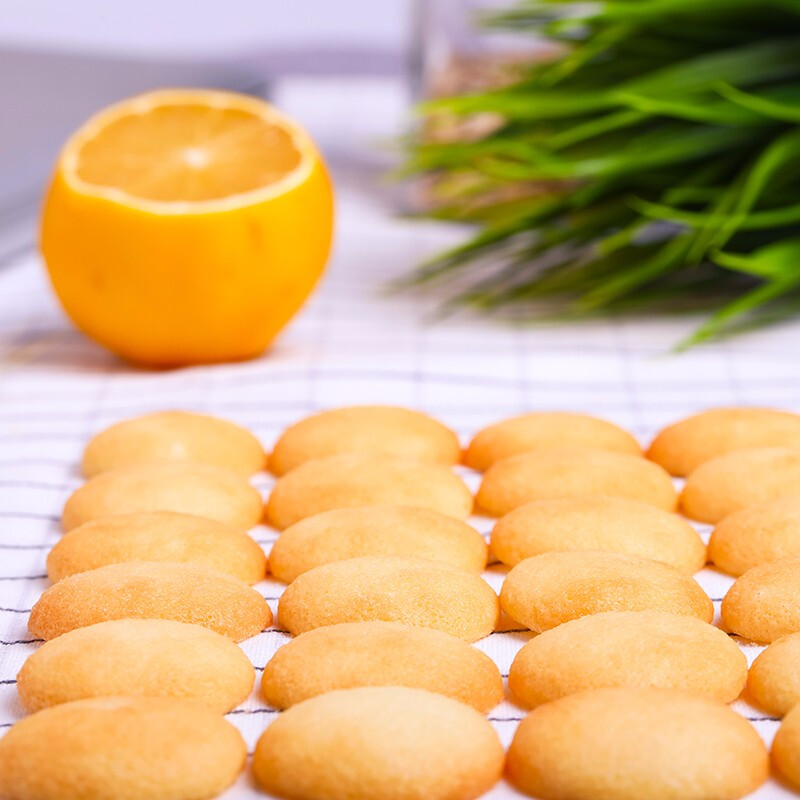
1 162 799 798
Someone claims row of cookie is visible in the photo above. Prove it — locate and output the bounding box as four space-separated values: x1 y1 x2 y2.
79 405 800 478
65 413 800 534
1 413 273 799
10 571 800 800
50 472 800 608
260 550 800 797
4 680 796 800
22 512 800 709
4 406 792 800
490 493 800 579
40 404 800 652
1 409 489 800
45 484 800 592
5 416 484 800
3 572 266 798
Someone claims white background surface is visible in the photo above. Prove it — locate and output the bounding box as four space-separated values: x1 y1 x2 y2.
1 79 800 798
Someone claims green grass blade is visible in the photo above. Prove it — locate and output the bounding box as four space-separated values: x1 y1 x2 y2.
716 82 800 123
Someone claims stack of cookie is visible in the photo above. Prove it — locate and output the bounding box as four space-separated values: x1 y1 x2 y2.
3 405 800 799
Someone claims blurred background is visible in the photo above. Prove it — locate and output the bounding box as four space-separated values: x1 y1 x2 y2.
4 0 799 354
0 0 542 263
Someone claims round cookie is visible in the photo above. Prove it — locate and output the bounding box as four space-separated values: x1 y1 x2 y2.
506 687 768 800
508 611 746 708
278 556 499 642
772 703 800 790
500 550 712 633
262 621 503 711
266 453 473 530
648 407 800 477
269 505 487 583
465 412 640 471
269 405 461 475
476 447 677 517
491 496 705 574
62 462 263 531
722 557 800 643
47 511 267 584
680 447 800 524
253 686 504 800
0 696 246 800
17 619 254 713
748 632 800 717
28 561 270 641
709 497 800 576
82 410 265 477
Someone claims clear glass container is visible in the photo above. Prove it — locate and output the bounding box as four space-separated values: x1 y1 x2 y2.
410 0 555 99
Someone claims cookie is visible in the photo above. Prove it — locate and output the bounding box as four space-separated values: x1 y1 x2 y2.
722 557 800 643
772 703 800 790
269 505 487 583
500 550 712 633
506 687 768 800
269 405 461 475
17 619 254 713
48 511 267 584
266 453 473 530
261 621 503 711
748 632 800 717
62 462 263 531
491 496 705 574
28 561 270 641
253 687 504 800
82 410 265 477
680 447 800 523
0 696 246 800
278 556 499 642
708 496 800 576
509 611 745 708
648 407 800 477
476 447 677 517
465 412 640 471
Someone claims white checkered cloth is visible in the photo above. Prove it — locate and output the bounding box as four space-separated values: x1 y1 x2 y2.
1 178 798 798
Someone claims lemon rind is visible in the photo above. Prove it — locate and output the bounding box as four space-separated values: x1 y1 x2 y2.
57 88 318 215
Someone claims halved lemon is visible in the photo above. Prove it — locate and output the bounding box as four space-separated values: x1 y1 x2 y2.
41 89 334 366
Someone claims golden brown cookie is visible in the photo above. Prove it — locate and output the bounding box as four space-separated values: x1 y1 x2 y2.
708 497 800 576
491 496 705 574
648 407 800 477
17 619 254 713
82 410 265 477
62 462 263 531
261 621 503 711
680 447 800 523
0 696 246 800
28 561 270 641
500 550 712 633
722 557 800 643
269 405 461 475
506 687 768 800
476 447 677 517
265 453 472 530
278 556 499 642
508 611 745 708
253 687 504 800
269 505 487 582
772 703 800 790
465 412 640 471
48 511 267 584
748 632 800 717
